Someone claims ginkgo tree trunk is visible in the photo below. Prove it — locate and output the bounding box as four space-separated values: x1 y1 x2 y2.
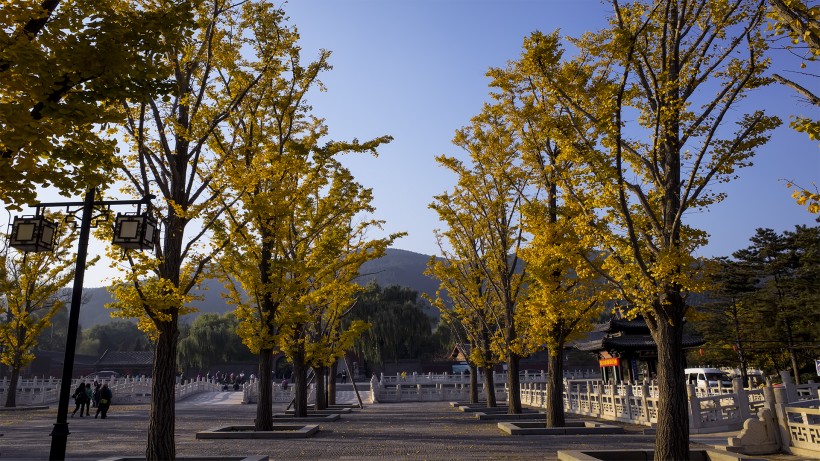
515 1 779 459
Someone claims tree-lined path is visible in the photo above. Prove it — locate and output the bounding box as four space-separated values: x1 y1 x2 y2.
0 401 814 460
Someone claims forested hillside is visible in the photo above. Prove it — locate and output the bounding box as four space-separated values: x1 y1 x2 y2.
78 248 438 328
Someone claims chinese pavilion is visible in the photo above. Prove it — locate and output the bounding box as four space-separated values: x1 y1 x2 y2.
573 316 704 383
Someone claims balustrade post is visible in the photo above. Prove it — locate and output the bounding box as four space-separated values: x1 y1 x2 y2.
594 382 602 417
687 383 701 431
577 383 584 414
623 382 633 421
733 377 750 421
780 370 798 403
640 383 650 424
771 384 793 453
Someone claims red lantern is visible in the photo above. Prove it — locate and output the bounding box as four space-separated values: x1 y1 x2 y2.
698 348 704 356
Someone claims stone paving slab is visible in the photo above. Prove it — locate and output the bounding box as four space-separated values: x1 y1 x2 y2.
0 400 815 460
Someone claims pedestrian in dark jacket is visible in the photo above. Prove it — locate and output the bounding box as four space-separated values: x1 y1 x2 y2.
92 382 101 408
95 384 112 419
71 383 89 418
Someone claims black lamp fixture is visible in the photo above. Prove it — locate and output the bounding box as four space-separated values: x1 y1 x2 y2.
9 215 58 252
112 212 158 250
9 197 157 253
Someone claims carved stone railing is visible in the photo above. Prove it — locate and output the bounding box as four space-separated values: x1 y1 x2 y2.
782 400 820 457
0 376 223 406
376 369 599 386
372 382 507 403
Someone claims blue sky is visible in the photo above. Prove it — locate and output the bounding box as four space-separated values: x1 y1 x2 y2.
7 0 818 287
285 1 818 258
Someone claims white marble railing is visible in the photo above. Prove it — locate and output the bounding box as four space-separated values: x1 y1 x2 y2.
522 374 819 436
783 399 820 457
377 369 600 386
0 376 61 406
0 376 223 406
372 382 508 403
241 379 317 405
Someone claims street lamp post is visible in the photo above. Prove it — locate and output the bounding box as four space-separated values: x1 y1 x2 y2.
8 189 156 461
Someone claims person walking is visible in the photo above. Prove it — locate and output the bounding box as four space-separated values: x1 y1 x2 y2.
71 383 88 418
92 382 101 408
95 384 112 419
83 383 93 415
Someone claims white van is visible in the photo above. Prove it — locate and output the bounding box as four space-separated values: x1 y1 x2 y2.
684 367 733 390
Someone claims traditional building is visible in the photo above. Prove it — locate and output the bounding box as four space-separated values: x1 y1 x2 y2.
94 350 154 377
573 316 704 383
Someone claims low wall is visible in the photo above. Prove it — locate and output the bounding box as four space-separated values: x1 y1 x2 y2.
373 382 508 403
377 369 600 386
0 376 223 406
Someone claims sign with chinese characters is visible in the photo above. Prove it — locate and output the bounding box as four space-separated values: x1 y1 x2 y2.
599 358 620 367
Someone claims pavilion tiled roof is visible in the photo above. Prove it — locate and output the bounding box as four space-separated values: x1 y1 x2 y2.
574 332 704 352
95 350 154 367
593 318 651 334
573 316 704 353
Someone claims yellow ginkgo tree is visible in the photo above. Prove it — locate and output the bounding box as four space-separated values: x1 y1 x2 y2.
0 0 191 208
515 1 779 458
485 44 612 426
427 230 503 407
213 22 398 421
219 148 397 419
104 1 285 458
766 0 820 213
431 104 534 415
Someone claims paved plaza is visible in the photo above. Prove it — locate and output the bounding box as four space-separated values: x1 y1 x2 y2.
0 392 814 460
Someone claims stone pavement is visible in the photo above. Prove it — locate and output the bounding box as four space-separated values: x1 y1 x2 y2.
0 395 814 460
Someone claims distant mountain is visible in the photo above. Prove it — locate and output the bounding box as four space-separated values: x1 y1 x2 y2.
78 248 440 328
357 248 440 300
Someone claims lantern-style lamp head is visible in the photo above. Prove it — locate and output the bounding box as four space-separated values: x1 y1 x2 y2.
112 212 158 250
10 216 57 252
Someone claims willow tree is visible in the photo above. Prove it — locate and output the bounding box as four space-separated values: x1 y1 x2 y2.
0 0 190 207
427 224 502 407
105 1 281 458
347 284 438 373
432 105 533 414
177 313 251 371
518 1 779 458
0 220 85 407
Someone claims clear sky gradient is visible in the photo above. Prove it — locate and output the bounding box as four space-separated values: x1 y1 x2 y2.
8 0 819 287
286 1 818 258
